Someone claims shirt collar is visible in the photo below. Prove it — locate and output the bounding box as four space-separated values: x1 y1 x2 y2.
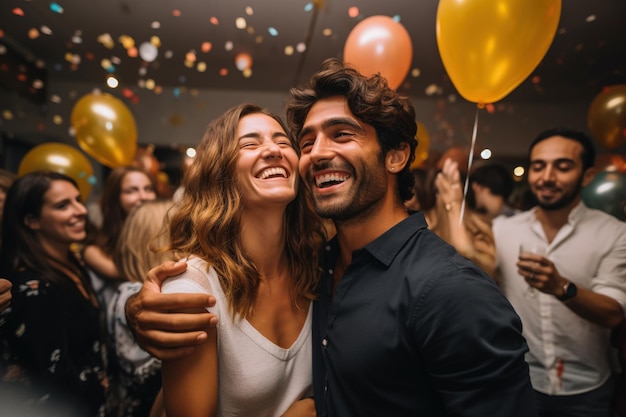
362 212 429 267
529 201 587 225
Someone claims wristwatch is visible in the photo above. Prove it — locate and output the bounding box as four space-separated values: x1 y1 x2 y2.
557 281 577 301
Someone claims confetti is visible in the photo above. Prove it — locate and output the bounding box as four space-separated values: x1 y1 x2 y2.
50 3 64 14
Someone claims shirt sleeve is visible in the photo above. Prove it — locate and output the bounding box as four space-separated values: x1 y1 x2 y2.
591 230 626 313
412 267 537 416
161 261 216 312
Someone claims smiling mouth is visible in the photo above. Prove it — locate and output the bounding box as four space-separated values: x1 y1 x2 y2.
258 167 288 179
315 173 350 188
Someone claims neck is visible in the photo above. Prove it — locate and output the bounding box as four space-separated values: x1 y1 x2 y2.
240 207 288 280
334 199 409 272
535 197 580 241
40 239 70 265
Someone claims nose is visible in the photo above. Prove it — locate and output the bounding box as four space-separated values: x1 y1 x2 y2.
262 141 283 159
139 189 155 201
74 200 88 216
309 134 334 164
540 165 555 182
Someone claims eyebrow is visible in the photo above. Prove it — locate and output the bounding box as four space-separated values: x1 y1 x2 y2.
298 117 364 141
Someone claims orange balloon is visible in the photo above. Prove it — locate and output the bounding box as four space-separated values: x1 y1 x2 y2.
71 92 138 168
18 142 95 199
410 121 430 169
587 85 626 150
436 0 561 104
343 15 412 90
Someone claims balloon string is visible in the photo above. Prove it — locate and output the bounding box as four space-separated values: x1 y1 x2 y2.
459 106 480 225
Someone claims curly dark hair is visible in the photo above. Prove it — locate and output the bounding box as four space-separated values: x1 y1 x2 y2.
285 58 418 201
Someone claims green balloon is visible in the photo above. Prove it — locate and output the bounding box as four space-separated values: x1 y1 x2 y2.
582 171 626 221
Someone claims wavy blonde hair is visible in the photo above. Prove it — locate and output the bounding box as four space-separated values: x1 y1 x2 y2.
168 103 326 319
114 199 177 282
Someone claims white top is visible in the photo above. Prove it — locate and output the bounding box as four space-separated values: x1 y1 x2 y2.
162 257 313 417
493 203 626 395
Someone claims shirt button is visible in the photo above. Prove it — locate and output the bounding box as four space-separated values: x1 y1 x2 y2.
322 338 328 347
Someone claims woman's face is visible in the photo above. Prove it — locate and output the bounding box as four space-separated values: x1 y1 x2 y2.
119 171 157 214
236 113 299 209
26 180 88 245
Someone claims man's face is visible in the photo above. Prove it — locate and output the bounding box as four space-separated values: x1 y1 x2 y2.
296 96 388 221
527 135 592 211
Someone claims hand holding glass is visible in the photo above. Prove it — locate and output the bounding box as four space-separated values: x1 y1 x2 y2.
519 242 546 297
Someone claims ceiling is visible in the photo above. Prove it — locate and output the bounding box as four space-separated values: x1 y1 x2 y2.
1 0 626 106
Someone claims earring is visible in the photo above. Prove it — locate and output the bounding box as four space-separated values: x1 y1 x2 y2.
390 167 395 172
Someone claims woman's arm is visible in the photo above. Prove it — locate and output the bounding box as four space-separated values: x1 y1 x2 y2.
161 309 218 417
83 244 122 280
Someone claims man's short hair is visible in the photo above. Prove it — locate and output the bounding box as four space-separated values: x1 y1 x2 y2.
529 127 596 170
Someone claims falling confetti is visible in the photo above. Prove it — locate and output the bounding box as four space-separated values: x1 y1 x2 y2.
50 3 64 14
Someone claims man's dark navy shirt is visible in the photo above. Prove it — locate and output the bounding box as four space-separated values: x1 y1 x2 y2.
312 213 537 416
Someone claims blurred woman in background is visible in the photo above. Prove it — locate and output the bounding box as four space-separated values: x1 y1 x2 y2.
0 171 112 416
83 165 157 305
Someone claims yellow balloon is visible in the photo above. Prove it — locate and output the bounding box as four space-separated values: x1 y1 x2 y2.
71 92 138 168
587 85 626 150
436 0 561 104
410 121 430 170
18 142 95 199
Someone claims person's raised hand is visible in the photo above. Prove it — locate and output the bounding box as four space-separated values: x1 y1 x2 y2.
125 260 218 360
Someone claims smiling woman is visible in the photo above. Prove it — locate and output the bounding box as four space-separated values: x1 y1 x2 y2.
0 171 113 416
158 103 326 417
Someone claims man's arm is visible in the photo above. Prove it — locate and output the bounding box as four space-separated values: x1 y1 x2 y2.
518 253 624 328
125 260 218 360
416 269 537 417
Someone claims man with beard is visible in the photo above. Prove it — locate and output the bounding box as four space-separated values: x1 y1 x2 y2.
493 128 626 417
283 58 535 416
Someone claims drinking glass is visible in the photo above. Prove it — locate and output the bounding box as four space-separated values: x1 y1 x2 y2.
519 242 547 298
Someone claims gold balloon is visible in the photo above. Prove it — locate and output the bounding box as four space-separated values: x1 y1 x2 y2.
587 85 626 150
71 92 138 168
344 15 413 90
436 0 561 104
18 142 95 199
410 121 430 169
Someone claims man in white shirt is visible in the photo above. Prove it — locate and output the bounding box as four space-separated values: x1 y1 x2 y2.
493 127 626 417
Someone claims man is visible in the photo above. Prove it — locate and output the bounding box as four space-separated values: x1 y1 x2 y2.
493 128 626 417
125 59 536 416
468 162 516 219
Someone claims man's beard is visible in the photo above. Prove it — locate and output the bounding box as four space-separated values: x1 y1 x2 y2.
536 176 584 211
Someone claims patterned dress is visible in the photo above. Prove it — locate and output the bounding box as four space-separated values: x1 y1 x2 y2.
0 268 112 417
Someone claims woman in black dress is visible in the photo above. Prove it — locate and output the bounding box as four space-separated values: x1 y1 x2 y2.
0 171 112 416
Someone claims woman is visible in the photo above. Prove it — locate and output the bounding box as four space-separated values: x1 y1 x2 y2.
83 165 157 304
161 103 325 417
0 171 111 416
405 159 496 276
109 199 177 417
